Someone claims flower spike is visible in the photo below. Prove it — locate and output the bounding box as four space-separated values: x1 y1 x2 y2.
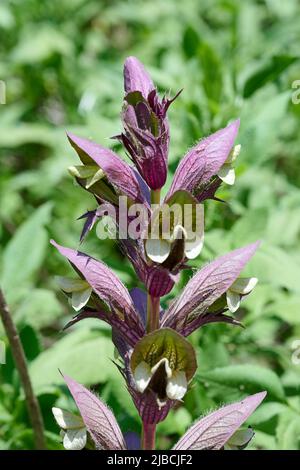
51 56 265 451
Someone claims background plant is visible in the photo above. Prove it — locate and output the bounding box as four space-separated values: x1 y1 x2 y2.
1 0 300 450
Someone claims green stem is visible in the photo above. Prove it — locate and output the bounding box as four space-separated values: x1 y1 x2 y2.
141 422 156 450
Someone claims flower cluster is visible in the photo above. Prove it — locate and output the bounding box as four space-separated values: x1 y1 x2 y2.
52 57 265 450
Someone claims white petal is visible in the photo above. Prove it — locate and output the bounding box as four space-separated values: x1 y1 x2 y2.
184 205 204 259
227 144 241 163
151 358 172 379
71 287 92 311
166 371 187 400
52 407 84 430
145 238 171 263
217 165 235 185
230 277 258 295
133 361 152 393
55 276 89 293
226 290 241 313
185 234 204 260
63 428 87 450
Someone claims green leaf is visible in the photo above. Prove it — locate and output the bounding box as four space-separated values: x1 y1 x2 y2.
230 208 268 245
19 325 41 361
1 203 52 301
264 293 300 325
182 26 200 58
11 25 73 64
250 245 300 294
198 364 285 401
247 402 288 426
29 328 116 393
243 55 297 98
13 289 62 329
198 42 222 106
251 430 277 450
158 407 192 436
277 411 300 450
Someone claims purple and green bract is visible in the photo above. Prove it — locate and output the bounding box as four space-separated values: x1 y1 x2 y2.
52 56 266 450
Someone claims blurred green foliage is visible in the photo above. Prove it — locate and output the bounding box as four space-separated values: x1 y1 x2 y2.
1 0 300 450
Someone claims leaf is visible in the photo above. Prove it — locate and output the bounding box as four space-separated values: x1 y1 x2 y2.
19 325 41 362
239 91 290 164
277 411 300 450
158 408 192 436
11 25 73 64
173 392 266 450
250 245 300 293
243 55 297 98
198 42 223 105
251 430 276 450
64 374 126 450
198 365 285 401
230 209 268 245
247 402 288 426
182 26 200 58
264 293 300 325
29 328 116 393
13 289 62 329
1 203 52 301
